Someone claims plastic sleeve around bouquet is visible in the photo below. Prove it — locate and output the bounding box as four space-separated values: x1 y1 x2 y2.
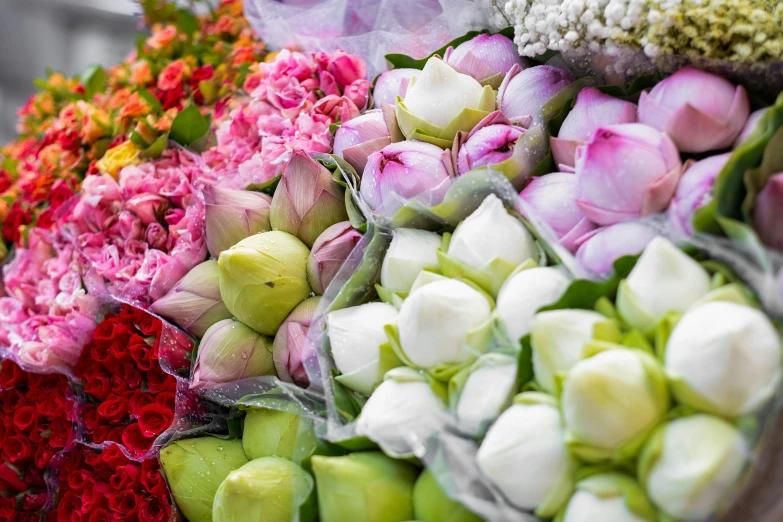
243 0 502 78
67 297 228 463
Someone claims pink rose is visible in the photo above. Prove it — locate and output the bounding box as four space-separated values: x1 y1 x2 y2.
344 79 370 111
117 210 144 241
145 223 169 250
125 194 169 226
313 95 360 123
319 71 341 97
328 50 366 87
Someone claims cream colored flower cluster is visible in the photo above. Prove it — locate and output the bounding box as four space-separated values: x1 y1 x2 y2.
503 0 783 61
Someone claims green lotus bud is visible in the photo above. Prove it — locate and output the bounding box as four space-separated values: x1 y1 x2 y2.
242 408 320 467
270 151 349 248
160 437 249 522
212 457 317 522
218 231 312 336
413 469 483 522
561 347 669 463
311 452 418 522
192 319 276 388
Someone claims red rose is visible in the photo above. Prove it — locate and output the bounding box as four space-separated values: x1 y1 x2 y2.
128 390 155 417
190 65 214 84
137 404 174 438
48 416 73 449
34 445 55 470
139 495 170 522
0 360 27 388
36 207 55 230
97 394 130 424
3 202 32 244
161 83 185 111
119 364 143 391
93 318 132 346
57 492 83 522
109 464 141 492
81 403 100 432
129 335 153 372
100 444 130 471
109 339 132 363
2 388 27 413
86 509 111 522
36 394 65 417
108 426 126 444
121 424 154 457
140 459 166 497
4 435 32 463
88 341 111 364
12 406 37 432
21 492 47 512
0 462 27 491
108 489 140 518
84 375 112 402
154 391 176 413
92 426 112 445
145 367 174 394
134 309 161 337
49 179 75 211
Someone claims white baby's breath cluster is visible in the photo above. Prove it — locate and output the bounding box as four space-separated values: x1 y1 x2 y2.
504 0 783 61
504 0 674 57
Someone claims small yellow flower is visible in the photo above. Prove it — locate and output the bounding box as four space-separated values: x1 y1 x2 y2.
96 141 142 178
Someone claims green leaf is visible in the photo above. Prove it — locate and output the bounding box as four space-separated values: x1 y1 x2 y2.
246 175 281 196
138 88 163 113
516 335 535 391
80 64 107 98
169 105 212 147
540 255 640 312
176 8 200 37
141 133 169 159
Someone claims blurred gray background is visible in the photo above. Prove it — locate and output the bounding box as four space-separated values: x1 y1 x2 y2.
0 0 140 144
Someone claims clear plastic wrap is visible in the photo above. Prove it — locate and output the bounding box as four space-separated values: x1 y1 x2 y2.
243 0 497 77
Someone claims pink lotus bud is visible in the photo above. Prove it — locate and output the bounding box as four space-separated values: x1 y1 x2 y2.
519 172 596 252
328 50 367 87
125 194 169 226
444 33 527 85
204 185 272 258
307 221 362 295
550 87 637 168
457 124 525 175
151 260 233 338
575 223 659 277
270 151 349 248
667 153 731 235
360 141 454 216
575 124 682 225
191 318 275 388
498 65 574 126
639 67 750 153
272 297 320 387
733 107 769 149
373 68 418 108
345 79 370 110
753 173 783 251
333 110 392 173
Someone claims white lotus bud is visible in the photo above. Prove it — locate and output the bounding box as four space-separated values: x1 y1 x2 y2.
454 353 518 436
640 415 749 521
476 393 573 517
496 267 571 345
380 228 442 294
561 473 657 522
665 301 782 417
355 367 447 454
408 270 450 295
561 348 670 462
530 309 619 393
327 302 398 396
397 279 492 369
617 237 711 332
447 195 537 293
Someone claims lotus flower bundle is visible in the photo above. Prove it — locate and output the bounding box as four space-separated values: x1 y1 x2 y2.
0 2 782 521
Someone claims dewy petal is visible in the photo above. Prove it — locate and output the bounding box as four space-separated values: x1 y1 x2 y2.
549 137 582 169
558 87 638 142
206 204 253 258
373 68 418 108
342 137 392 174
665 103 737 153
642 164 682 216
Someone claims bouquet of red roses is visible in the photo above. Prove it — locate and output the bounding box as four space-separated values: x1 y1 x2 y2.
50 444 174 522
0 360 74 521
71 305 190 459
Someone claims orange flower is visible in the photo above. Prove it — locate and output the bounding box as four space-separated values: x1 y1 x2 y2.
232 47 257 66
147 25 178 50
130 61 154 86
120 92 151 120
108 87 133 112
81 106 111 144
157 60 191 91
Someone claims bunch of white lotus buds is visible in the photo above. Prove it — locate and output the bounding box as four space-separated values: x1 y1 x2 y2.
325 192 783 521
